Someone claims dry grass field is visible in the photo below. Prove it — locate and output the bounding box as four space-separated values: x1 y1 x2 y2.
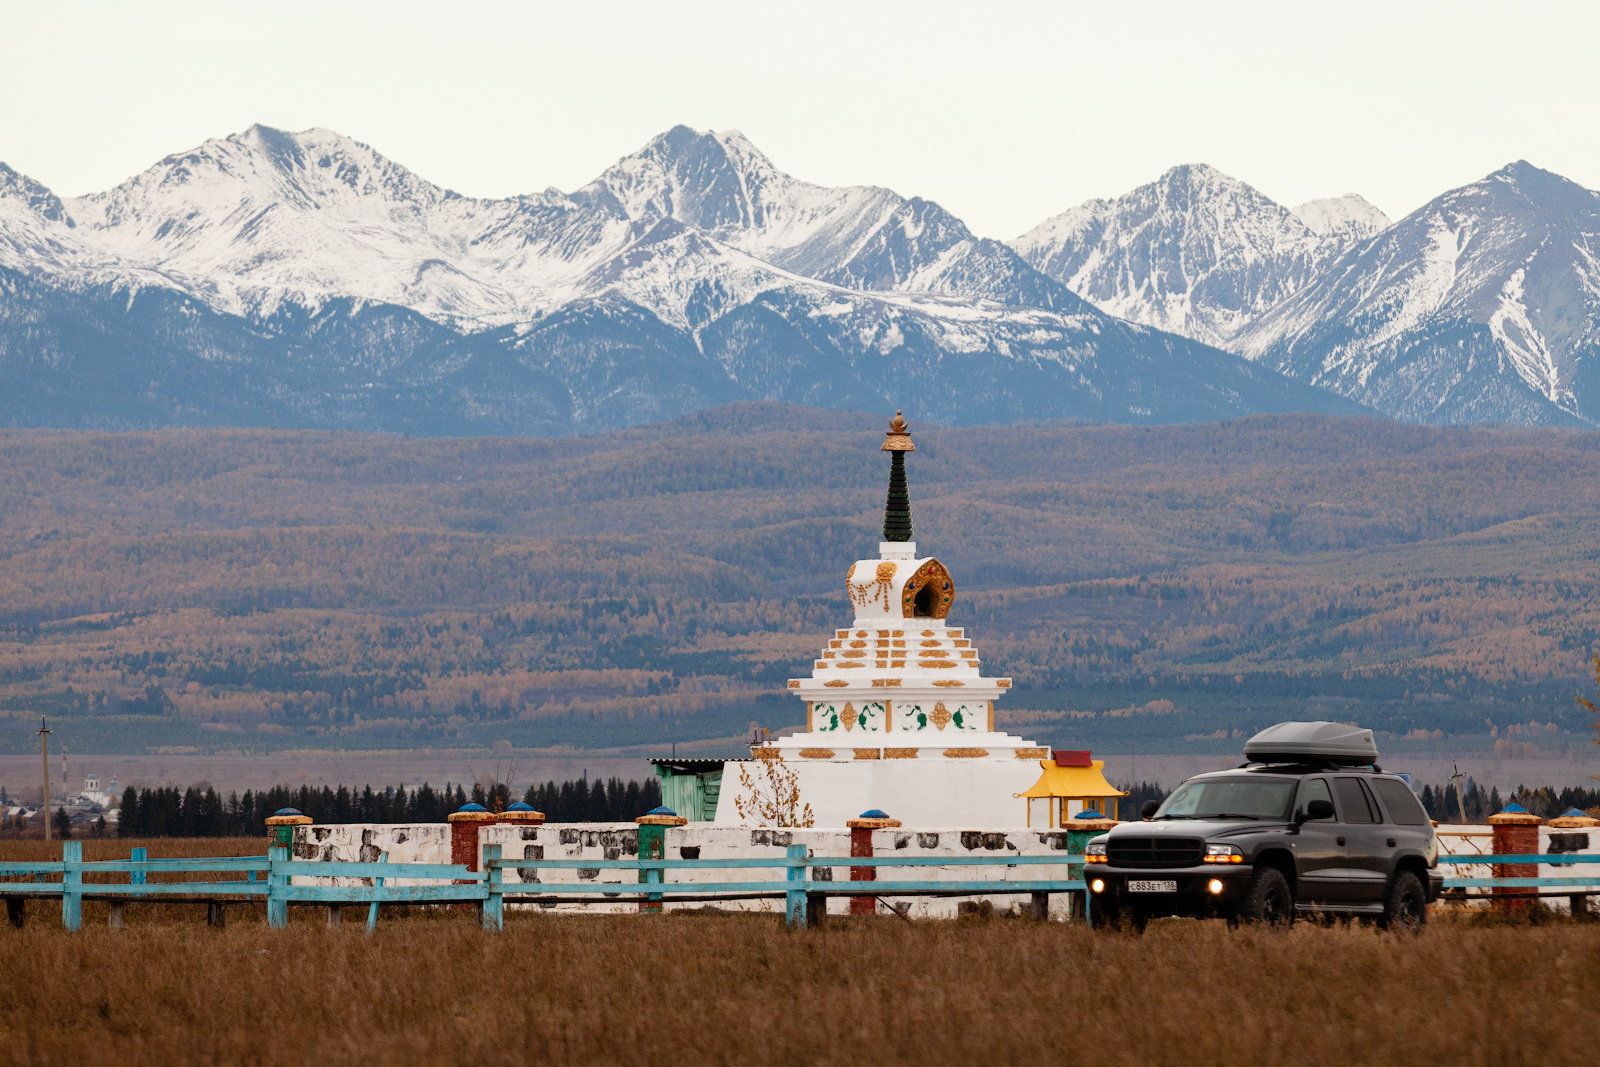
0 891 1593 1065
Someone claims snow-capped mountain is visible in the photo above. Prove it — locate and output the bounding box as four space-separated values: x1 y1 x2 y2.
577 126 1081 311
1292 194 1390 243
1010 164 1388 348
0 125 1371 433
1236 162 1600 426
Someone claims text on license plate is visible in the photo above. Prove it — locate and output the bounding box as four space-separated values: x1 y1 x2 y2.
1128 880 1178 893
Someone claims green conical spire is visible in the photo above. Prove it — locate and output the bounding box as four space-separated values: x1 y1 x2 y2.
880 411 914 543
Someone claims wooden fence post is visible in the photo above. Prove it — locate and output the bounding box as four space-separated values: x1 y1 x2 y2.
635 807 686 914
366 850 388 935
482 844 503 932
61 840 82 931
109 845 145 931
785 843 808 927
847 810 901 916
267 845 289 928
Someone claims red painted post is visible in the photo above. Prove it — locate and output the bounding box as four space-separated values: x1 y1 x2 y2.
449 803 497 870
1488 804 1543 913
846 810 901 916
449 803 497 912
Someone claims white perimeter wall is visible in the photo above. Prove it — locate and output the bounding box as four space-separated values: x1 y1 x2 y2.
293 822 1085 919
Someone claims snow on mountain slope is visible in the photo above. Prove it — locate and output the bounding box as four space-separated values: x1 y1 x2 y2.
1293 194 1391 243
40 123 1081 331
1235 162 1600 426
0 124 1371 434
60 125 636 327
581 126 1086 311
1010 164 1365 347
0 163 91 275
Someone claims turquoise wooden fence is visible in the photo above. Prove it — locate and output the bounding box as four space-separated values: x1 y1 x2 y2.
0 843 1088 930
8 845 1594 931
1439 853 1600 896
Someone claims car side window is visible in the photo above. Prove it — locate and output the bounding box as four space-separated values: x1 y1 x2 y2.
1369 777 1430 825
1300 777 1334 820
1333 777 1376 823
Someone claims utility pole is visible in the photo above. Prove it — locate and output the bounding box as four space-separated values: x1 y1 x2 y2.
1450 760 1470 824
38 717 51 841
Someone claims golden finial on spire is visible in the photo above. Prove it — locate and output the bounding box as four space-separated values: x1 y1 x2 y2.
881 410 915 452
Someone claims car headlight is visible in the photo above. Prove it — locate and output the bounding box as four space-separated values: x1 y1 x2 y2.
1084 840 1107 863
1203 844 1244 864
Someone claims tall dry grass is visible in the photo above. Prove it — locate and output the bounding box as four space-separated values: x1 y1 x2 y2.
0 838 267 863
0 907 1594 1065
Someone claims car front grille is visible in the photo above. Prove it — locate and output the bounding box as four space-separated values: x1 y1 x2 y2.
1106 836 1205 868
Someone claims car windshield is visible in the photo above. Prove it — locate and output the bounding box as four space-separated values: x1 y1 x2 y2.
1155 777 1296 821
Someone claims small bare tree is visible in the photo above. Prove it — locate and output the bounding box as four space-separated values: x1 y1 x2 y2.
1577 652 1600 782
734 750 814 827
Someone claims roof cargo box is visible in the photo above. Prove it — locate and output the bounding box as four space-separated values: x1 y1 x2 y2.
1243 721 1378 765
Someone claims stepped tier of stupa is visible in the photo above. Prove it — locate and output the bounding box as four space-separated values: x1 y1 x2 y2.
714 413 1052 827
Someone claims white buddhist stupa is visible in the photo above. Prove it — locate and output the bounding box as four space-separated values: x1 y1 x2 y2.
713 412 1080 828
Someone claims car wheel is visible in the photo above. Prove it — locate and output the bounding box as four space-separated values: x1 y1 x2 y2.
1380 871 1427 934
1236 867 1294 927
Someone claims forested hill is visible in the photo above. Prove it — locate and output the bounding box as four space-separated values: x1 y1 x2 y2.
4 403 1600 756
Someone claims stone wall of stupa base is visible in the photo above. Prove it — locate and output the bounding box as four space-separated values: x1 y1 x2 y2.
291 823 1088 920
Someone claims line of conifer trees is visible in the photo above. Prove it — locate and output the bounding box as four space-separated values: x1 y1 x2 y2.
114 776 664 837
1419 781 1600 822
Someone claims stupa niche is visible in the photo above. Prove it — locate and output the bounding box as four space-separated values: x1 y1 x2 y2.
715 412 1050 827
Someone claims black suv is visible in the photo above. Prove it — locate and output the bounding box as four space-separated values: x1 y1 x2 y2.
1084 763 1443 930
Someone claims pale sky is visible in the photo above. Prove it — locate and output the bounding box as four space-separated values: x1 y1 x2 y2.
2 0 1597 239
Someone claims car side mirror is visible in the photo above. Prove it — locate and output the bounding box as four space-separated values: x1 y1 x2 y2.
1304 799 1334 822
1141 799 1160 820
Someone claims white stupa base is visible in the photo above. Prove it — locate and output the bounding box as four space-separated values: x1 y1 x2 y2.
713 754 1045 828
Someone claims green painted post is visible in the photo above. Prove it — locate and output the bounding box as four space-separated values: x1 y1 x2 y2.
61 840 82 931
482 844 503 932
637 823 665 913
785 843 808 927
1066 814 1118 924
266 845 288 928
635 807 685 914
365 850 388 935
265 808 311 853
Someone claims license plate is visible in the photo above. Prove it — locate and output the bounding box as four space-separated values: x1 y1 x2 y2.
1128 880 1178 893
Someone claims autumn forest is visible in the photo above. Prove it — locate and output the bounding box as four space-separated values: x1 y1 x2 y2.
4 403 1600 758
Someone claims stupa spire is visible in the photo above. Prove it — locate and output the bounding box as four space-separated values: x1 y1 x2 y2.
880 410 914 543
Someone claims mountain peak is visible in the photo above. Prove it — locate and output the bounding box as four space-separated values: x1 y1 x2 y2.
1010 163 1330 346
578 125 788 233
1492 159 1542 181
1292 194 1390 241
1477 159 1600 218
0 162 68 223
